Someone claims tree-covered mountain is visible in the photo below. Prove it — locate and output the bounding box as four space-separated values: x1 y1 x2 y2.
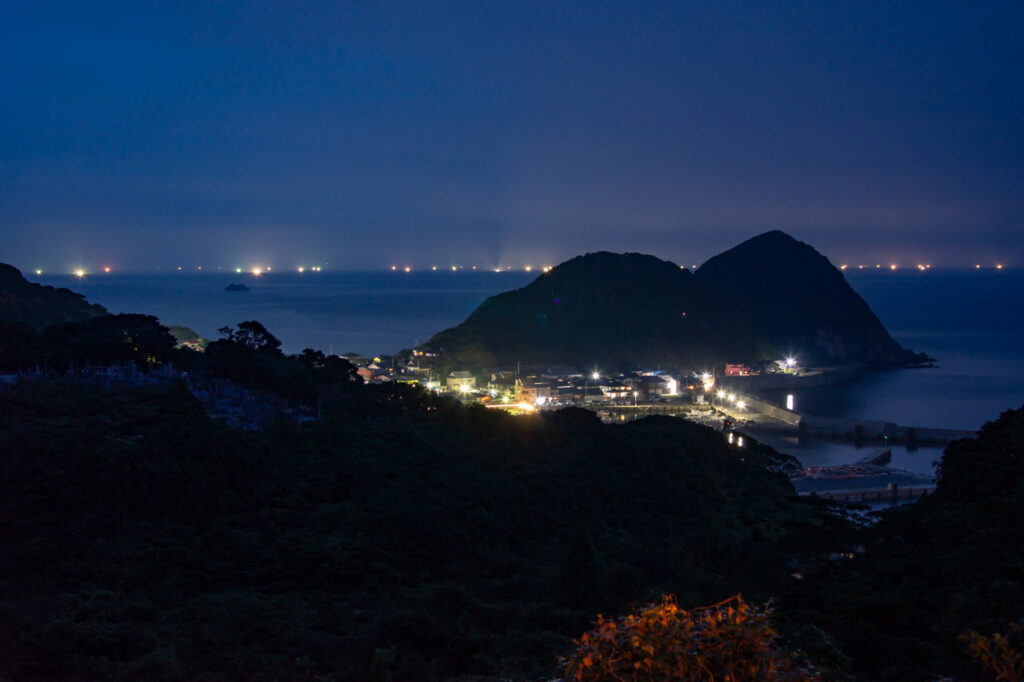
0 379 848 681
695 231 923 365
424 251 774 370
0 263 107 330
424 232 922 370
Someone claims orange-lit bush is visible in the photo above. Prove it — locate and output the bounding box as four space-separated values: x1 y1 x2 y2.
560 595 821 681
962 623 1024 682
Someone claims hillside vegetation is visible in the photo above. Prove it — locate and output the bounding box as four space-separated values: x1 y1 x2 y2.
426 251 773 369
0 379 849 681
426 231 921 370
695 231 923 365
0 264 106 330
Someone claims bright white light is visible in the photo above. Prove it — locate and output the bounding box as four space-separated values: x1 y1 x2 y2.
451 265 457 271
536 396 547 406
298 266 305 273
592 372 600 380
35 269 42 275
103 266 111 273
717 390 726 400
728 432 734 444
432 266 437 271
73 269 85 278
785 357 796 368
404 266 411 273
252 268 262 276
391 265 397 271
525 265 532 272
459 384 470 393
728 393 736 403
736 400 746 410
235 267 242 273
786 394 794 411
737 436 744 447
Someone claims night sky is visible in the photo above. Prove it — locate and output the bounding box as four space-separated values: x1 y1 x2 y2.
2 1 1022 272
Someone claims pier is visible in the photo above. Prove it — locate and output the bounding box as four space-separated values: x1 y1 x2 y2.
802 485 936 504
711 393 976 446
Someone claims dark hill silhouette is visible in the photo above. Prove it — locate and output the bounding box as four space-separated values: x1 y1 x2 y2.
424 251 773 369
695 231 924 365
0 264 107 330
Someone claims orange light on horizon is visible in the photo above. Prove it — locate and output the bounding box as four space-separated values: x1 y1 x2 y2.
103 266 111 273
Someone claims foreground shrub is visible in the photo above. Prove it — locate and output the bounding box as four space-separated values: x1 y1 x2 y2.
962 623 1024 682
560 594 821 681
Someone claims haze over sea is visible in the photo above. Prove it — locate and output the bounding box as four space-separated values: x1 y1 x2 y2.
29 267 1023 474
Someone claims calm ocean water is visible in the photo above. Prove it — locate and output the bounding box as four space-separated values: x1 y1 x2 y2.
756 269 1024 474
29 268 1024 474
31 270 536 357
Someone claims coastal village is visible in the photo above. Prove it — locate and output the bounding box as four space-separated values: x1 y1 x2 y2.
340 347 796 411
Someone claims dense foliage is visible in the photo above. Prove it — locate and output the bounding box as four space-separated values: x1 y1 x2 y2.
0 380 846 681
694 231 923 365
425 251 773 370
0 312 177 372
783 405 1024 680
425 230 923 369
0 263 107 331
561 595 821 681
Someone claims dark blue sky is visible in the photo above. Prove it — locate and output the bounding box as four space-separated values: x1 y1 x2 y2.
2 1 1022 272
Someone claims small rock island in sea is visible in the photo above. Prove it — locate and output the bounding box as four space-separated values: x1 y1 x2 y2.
225 283 250 292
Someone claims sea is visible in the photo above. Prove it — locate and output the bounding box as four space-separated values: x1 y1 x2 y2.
29 268 1024 476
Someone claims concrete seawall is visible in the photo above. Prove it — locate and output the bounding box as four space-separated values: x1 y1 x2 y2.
713 390 975 446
